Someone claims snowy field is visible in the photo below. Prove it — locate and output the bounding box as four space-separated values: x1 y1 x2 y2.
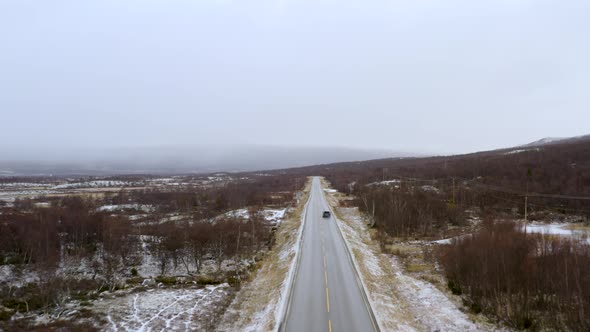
525 222 590 243
434 222 590 245
52 180 138 189
96 284 231 332
97 204 155 213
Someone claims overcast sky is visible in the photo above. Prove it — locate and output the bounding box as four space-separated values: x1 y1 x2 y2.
1 0 589 155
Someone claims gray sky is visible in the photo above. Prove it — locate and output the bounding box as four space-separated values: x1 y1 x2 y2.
1 0 589 155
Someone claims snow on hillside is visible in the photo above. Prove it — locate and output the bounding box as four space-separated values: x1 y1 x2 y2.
52 180 136 189
97 204 155 213
0 182 52 188
367 179 401 187
528 137 565 146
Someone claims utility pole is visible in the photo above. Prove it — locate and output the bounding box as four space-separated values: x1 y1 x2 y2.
452 178 455 207
524 194 528 231
524 168 532 234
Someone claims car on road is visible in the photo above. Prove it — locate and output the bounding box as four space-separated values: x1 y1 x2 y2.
322 211 331 218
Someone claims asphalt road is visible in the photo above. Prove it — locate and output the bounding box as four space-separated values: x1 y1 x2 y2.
283 177 378 332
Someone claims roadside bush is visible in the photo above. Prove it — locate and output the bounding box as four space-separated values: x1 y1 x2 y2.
447 280 462 295
155 276 177 285
0 309 13 321
196 276 221 285
440 220 590 331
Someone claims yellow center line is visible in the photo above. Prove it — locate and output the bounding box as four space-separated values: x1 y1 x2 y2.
329 319 333 332
326 287 330 312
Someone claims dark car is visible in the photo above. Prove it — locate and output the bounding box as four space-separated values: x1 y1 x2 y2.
322 211 331 218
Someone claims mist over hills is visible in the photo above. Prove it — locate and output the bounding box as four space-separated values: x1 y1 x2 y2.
0 145 413 176
2 135 587 177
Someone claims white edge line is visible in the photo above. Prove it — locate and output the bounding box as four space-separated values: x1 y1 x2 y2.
276 180 313 332
320 178 382 332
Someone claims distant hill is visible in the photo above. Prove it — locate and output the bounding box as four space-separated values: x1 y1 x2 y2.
273 134 590 199
521 134 590 148
0 145 413 176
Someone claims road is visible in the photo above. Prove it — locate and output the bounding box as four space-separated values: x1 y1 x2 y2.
283 177 378 332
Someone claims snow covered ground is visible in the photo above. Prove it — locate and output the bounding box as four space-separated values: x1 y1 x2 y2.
525 222 590 243
367 179 401 187
216 208 287 225
434 222 590 245
390 257 478 331
96 284 231 332
0 182 52 188
97 204 155 213
52 180 136 189
262 209 285 221
0 189 58 202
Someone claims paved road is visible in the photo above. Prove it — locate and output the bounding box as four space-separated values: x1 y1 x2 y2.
283 177 378 332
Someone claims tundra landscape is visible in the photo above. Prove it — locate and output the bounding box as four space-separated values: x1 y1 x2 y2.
1 0 589 331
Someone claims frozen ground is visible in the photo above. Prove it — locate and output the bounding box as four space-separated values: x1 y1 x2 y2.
95 284 231 332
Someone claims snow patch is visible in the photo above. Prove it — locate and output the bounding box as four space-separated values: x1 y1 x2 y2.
391 257 479 331
524 222 590 243
97 204 155 213
95 284 230 331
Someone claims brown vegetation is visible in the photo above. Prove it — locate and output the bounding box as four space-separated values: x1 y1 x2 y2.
0 173 305 328
440 219 590 331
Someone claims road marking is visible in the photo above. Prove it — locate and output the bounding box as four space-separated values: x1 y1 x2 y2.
324 270 328 286
326 287 330 312
329 319 332 332
324 256 327 269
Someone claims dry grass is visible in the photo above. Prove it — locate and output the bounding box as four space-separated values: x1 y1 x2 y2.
405 264 431 273
565 223 590 231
